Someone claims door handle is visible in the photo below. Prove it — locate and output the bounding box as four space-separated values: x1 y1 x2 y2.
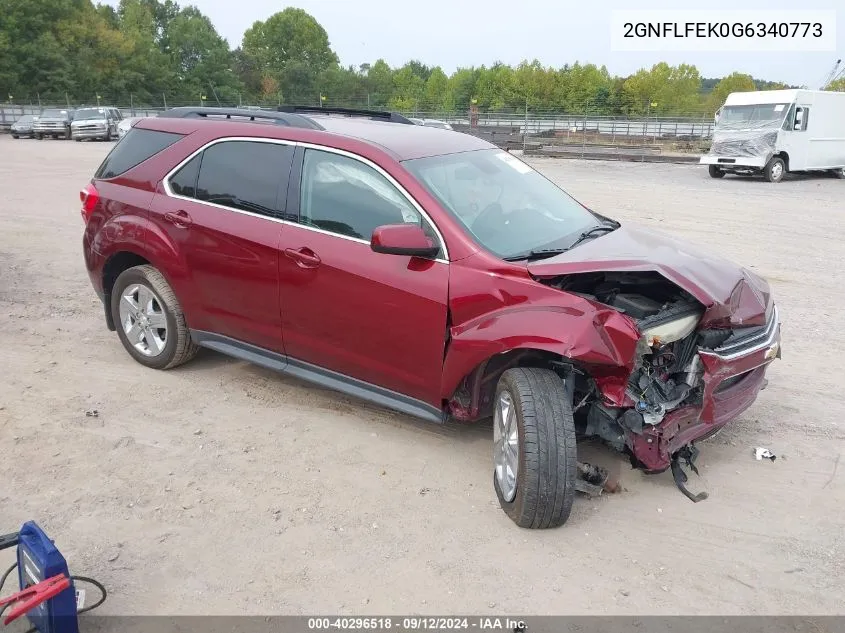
284 247 321 268
164 210 192 228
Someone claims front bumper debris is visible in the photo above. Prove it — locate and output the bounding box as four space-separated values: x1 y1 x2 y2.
670 445 708 502
628 308 781 473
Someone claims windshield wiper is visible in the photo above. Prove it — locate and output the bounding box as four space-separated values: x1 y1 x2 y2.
503 222 619 262
567 223 618 250
502 248 569 262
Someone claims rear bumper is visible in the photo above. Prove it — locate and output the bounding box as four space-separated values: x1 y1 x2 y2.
628 312 782 472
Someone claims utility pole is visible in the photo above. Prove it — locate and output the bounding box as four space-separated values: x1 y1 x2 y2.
163 93 167 109
523 96 528 152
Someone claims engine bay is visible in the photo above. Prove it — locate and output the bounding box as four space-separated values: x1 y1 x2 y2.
544 271 707 445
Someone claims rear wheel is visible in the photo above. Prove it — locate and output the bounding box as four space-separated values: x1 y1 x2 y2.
493 368 577 529
708 165 725 179
764 157 785 183
111 265 199 370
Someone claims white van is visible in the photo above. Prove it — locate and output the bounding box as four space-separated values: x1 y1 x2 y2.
701 89 845 182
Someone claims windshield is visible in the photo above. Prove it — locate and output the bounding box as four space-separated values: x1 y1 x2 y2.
41 109 68 118
718 104 789 127
74 108 106 120
403 148 601 259
16 115 34 123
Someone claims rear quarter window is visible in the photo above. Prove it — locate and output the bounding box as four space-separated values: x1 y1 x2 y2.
95 128 183 179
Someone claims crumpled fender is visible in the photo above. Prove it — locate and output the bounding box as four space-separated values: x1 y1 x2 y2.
440 301 641 404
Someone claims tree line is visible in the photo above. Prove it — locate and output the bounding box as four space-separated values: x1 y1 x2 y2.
2 0 840 115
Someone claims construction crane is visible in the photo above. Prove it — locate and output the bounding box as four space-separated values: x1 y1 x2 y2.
820 58 843 89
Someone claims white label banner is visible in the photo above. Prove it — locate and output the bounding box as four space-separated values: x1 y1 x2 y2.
611 10 837 52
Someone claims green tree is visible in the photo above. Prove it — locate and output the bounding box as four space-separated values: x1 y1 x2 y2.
242 8 338 103
474 63 513 109
422 67 447 111
443 67 478 112
389 64 425 111
165 6 241 103
364 59 393 107
706 72 755 113
622 62 701 115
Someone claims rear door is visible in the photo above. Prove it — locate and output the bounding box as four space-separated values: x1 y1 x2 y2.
277 146 450 406
153 139 295 352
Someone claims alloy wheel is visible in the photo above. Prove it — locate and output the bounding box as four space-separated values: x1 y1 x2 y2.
118 283 168 357
493 390 519 502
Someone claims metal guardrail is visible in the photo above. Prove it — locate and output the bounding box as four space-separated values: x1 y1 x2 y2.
1 103 715 140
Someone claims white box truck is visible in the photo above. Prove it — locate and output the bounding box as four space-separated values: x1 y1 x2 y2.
701 89 845 182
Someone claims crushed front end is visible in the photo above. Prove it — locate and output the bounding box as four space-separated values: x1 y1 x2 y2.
546 271 782 483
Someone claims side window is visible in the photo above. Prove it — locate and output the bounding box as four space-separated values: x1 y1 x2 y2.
194 141 294 218
169 154 201 198
781 104 795 131
299 149 440 251
95 128 183 179
795 106 809 131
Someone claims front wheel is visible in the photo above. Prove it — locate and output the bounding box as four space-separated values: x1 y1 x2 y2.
764 157 785 183
493 368 577 529
111 265 199 370
708 165 725 179
12 134 18 139
34 133 42 140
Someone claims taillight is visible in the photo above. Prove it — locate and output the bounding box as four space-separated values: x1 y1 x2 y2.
80 183 99 223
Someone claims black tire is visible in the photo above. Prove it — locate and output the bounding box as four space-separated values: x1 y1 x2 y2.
832 168 845 179
764 157 785 183
12 134 18 139
74 137 81 142
493 367 577 529
708 165 725 179
34 133 42 140
110 265 199 370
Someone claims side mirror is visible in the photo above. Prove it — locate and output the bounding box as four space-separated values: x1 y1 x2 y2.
793 109 803 130
370 224 440 259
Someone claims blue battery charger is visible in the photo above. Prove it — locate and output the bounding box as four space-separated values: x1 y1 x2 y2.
14 521 79 633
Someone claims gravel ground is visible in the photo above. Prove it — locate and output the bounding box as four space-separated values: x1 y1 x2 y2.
1 135 843 616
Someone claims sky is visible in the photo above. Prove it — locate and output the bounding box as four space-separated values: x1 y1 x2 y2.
109 0 843 86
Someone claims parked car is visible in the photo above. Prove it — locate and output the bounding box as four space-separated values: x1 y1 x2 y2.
408 117 425 125
32 108 74 139
422 119 454 130
81 106 782 528
71 106 122 141
117 116 144 139
10 114 38 138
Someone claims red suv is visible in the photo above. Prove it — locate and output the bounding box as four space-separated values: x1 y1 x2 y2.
82 106 782 528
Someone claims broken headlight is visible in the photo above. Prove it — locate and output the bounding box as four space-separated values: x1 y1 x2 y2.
640 313 700 347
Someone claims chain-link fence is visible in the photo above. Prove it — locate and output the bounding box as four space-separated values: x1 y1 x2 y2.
1 100 715 157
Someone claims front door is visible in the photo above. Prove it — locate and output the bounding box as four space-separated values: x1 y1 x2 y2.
278 147 450 406
152 139 295 352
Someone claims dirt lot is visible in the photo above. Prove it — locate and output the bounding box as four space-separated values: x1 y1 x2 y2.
1 135 843 616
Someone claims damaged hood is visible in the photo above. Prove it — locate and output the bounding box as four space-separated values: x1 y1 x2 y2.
528 223 772 327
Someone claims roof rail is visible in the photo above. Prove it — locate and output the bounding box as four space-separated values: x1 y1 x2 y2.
158 106 323 130
276 105 414 125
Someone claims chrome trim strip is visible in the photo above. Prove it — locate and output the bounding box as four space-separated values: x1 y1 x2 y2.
699 306 780 361
160 135 449 263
